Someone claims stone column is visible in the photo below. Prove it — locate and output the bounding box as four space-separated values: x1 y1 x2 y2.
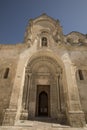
28 74 36 118
22 74 29 109
59 72 66 113
20 74 29 120
64 59 86 127
56 72 66 123
56 73 61 113
27 73 32 118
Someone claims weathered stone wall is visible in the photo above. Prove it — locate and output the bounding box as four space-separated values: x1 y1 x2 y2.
0 46 20 125
78 82 87 122
69 50 87 123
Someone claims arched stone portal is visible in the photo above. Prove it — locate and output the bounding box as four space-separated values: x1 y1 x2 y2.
21 55 66 122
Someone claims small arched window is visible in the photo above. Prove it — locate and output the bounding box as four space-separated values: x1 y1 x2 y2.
42 37 47 47
4 68 9 79
78 69 84 80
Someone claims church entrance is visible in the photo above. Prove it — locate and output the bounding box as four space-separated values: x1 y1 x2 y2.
38 91 48 116
21 55 66 120
36 85 50 117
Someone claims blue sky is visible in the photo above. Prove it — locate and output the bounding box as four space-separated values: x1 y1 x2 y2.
0 0 87 44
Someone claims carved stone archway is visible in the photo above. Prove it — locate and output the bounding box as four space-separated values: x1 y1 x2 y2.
21 55 66 122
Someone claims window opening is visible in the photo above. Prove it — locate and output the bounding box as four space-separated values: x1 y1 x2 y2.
4 68 9 79
78 70 84 80
42 37 47 46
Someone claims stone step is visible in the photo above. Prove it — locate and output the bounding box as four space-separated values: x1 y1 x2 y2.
1 119 87 130
0 126 87 130
15 119 70 129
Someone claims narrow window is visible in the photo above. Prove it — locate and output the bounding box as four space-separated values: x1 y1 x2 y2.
78 70 84 80
4 68 9 79
42 37 47 46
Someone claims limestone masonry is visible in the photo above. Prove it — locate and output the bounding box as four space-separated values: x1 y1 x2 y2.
0 14 87 128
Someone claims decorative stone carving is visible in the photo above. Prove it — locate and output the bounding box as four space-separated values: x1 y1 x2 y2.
24 19 33 46
52 20 63 45
22 55 66 120
65 32 87 46
27 56 61 72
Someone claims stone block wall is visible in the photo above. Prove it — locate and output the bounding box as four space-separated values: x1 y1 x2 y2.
77 81 87 122
70 51 87 123
0 46 20 125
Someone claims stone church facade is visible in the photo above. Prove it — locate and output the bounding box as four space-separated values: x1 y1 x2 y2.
0 14 87 127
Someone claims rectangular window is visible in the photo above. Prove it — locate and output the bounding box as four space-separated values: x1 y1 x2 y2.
78 70 84 80
42 37 47 46
4 68 9 79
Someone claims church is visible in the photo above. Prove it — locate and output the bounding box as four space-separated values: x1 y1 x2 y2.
0 14 87 128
